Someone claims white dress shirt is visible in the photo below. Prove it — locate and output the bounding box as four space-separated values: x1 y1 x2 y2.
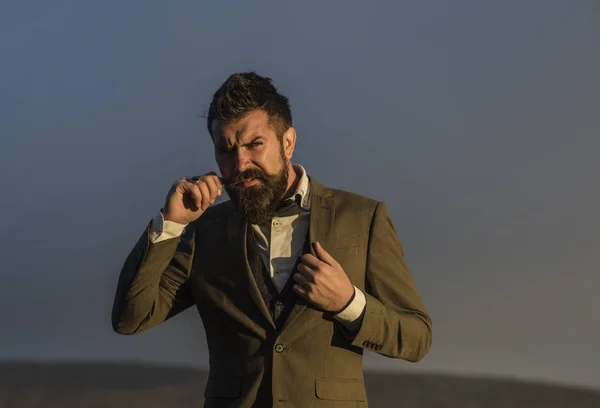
149 165 366 332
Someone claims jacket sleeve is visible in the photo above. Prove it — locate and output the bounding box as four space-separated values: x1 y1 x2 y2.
349 201 432 362
111 220 196 335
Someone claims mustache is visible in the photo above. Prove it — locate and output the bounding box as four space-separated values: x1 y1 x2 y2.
226 169 268 186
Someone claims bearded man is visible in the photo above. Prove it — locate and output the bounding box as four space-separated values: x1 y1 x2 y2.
111 72 432 407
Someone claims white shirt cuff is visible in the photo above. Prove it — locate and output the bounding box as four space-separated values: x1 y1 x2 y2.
333 286 366 332
148 211 187 243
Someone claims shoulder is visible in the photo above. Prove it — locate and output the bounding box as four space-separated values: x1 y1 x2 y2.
330 187 380 213
309 176 382 217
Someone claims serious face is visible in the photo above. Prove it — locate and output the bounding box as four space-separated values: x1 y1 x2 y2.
211 109 296 224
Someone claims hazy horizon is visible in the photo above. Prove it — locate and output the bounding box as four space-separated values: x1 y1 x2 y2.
1 0 599 391
2 363 599 408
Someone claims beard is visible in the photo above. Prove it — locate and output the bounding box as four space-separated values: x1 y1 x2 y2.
225 152 289 225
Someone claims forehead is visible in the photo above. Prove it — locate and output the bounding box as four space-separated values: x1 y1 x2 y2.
211 109 276 145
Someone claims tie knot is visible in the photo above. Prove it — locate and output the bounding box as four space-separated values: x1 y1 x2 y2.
275 196 302 217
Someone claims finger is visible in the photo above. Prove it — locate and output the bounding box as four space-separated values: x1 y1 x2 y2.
296 264 315 281
300 253 322 269
293 269 313 285
203 176 220 201
196 181 211 210
179 181 202 209
175 178 191 192
313 241 336 266
293 283 309 299
186 182 203 209
205 172 224 196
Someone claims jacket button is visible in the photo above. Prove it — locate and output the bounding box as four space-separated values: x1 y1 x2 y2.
275 344 285 353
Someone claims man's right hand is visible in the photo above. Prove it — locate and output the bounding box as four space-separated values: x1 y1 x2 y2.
162 172 224 224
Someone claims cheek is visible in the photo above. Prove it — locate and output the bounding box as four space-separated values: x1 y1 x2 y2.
266 146 287 167
249 151 273 169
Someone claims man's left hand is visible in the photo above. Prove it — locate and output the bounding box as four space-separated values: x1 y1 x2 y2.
293 241 355 312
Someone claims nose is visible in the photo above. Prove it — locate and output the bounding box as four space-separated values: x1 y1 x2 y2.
234 148 251 173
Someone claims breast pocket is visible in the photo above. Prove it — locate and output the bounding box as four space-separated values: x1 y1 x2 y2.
334 234 362 256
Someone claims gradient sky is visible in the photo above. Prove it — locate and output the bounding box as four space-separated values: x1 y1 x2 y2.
1 0 599 391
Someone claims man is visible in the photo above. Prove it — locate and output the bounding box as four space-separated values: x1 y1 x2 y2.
112 72 432 407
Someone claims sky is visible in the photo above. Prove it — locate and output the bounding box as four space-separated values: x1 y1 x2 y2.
1 0 599 391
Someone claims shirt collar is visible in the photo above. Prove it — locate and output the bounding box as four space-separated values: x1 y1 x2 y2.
289 164 311 210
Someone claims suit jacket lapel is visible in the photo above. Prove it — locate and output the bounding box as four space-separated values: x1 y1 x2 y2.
226 212 276 330
280 177 336 333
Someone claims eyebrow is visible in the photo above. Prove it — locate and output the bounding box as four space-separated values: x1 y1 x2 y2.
218 135 264 150
244 136 264 144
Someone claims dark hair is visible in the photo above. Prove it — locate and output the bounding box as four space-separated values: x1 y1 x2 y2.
206 72 292 139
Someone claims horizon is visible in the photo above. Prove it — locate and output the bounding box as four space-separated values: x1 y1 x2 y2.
2 358 599 394
1 357 599 394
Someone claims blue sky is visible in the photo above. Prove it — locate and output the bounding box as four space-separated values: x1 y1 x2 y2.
1 0 599 390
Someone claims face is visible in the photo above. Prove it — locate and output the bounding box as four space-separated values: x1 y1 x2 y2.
211 109 296 224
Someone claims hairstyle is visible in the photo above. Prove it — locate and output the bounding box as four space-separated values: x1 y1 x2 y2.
206 72 292 139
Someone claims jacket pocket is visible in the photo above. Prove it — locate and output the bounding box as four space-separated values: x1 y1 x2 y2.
204 377 242 399
315 378 367 401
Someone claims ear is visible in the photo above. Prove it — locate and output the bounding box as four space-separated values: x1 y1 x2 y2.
282 127 296 160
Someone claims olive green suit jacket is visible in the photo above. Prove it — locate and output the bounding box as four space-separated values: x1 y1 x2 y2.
112 177 432 407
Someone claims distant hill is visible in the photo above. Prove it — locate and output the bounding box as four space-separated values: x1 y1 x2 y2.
0 361 598 407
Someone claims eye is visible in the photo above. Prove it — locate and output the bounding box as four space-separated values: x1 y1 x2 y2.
248 141 262 148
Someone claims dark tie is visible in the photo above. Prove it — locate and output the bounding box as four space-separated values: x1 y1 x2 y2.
275 195 303 217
